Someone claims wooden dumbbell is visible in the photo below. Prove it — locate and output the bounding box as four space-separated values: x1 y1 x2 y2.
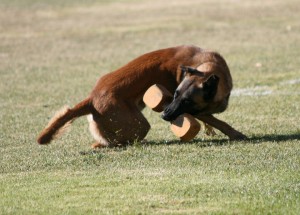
143 84 200 141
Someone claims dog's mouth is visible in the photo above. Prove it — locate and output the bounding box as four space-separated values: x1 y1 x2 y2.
161 105 182 122
161 97 206 122
161 112 177 122
162 105 205 122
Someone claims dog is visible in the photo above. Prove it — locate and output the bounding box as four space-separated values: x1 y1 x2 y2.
37 45 246 148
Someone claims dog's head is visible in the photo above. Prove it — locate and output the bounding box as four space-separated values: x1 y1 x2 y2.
162 65 229 121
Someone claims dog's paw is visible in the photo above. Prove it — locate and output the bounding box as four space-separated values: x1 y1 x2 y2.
229 132 247 141
91 142 107 149
203 123 217 136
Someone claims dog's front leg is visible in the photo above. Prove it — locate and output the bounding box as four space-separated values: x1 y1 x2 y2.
196 115 247 140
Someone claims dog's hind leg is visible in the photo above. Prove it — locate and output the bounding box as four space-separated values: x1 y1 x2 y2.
87 100 151 147
87 114 109 148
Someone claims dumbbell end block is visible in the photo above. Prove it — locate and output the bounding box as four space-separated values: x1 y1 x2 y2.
170 113 201 141
143 84 172 112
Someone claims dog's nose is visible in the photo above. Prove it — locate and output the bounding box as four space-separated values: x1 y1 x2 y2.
161 112 170 121
161 110 176 121
161 106 171 121
160 112 168 120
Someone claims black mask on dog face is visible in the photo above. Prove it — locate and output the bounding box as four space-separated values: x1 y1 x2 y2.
162 66 219 121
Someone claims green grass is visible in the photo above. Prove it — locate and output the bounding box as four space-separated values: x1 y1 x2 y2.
1 0 300 214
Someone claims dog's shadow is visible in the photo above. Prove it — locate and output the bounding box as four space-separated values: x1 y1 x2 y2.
80 132 300 155
245 133 300 143
147 132 300 147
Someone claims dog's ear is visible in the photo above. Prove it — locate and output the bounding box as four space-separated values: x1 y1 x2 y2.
180 65 204 77
203 75 219 101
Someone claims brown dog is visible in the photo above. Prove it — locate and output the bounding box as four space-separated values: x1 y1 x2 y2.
37 45 246 148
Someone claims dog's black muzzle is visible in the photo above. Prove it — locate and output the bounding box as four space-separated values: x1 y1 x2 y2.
161 102 183 122
162 97 202 121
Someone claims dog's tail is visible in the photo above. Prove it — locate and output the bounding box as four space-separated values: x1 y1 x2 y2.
37 97 92 145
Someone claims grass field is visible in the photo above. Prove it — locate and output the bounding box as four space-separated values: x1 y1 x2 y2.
1 0 300 214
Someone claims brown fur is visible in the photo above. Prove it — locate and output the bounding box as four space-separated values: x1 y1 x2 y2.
40 106 73 140
37 45 246 147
